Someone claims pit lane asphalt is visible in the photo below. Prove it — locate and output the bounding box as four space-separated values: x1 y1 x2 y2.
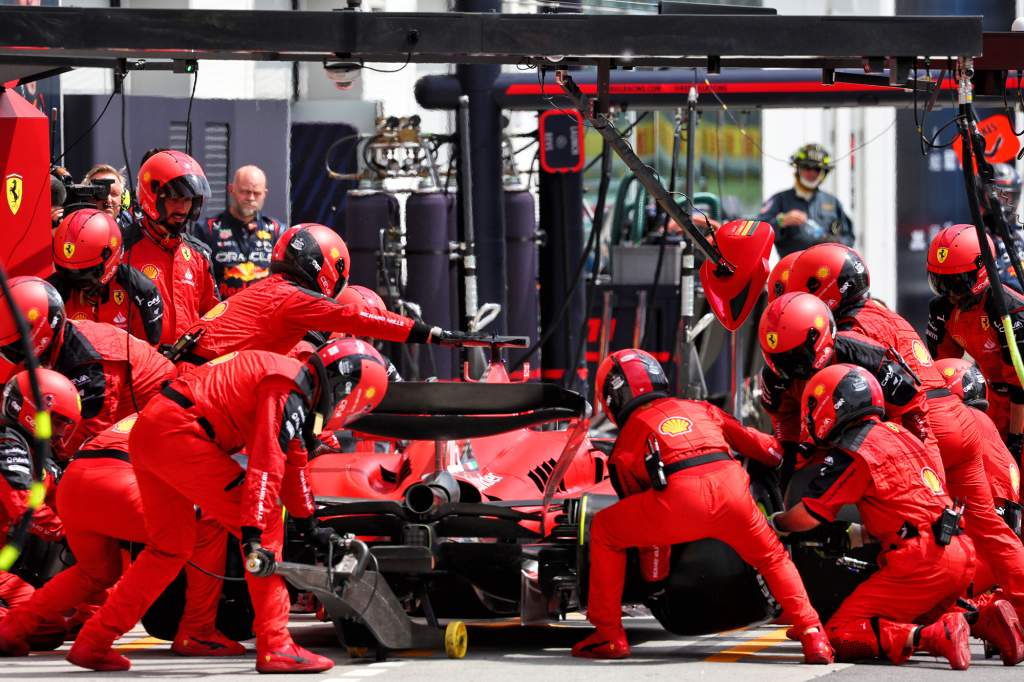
2 614 1019 681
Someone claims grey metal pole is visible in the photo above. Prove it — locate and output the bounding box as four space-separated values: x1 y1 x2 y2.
677 87 699 398
457 94 479 330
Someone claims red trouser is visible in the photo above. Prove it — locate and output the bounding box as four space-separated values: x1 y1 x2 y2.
0 572 34 614
587 462 821 632
826 533 974 663
0 456 226 640
928 396 1024 616
76 395 291 652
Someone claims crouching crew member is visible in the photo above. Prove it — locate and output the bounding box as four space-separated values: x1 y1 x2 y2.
168 224 468 366
0 277 176 457
572 349 833 664
771 364 977 669
0 414 236 658
0 371 76 638
67 340 389 673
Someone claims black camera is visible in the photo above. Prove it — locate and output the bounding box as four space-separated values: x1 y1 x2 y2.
58 173 113 215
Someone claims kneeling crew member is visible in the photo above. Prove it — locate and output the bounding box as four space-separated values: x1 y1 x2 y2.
573 349 832 664
771 364 975 669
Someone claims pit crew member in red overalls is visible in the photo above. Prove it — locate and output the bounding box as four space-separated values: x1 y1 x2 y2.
122 150 219 349
572 349 833 664
49 208 163 345
168 223 466 366
0 412 236 658
0 277 176 456
67 339 389 673
0 370 76 635
758 292 923 468
771 364 976 669
788 242 1024 664
926 224 1024 446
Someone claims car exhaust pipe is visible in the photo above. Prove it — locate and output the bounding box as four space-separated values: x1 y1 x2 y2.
405 472 460 515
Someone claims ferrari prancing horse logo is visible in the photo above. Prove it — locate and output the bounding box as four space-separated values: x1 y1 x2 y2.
765 332 779 350
5 174 23 216
63 242 76 259
113 290 125 306
936 247 950 264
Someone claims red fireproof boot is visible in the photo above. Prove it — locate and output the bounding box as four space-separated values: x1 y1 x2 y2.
972 599 1024 666
919 612 972 671
799 627 835 665
571 628 631 659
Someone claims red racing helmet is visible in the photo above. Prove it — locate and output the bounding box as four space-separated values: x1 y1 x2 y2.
346 284 386 311
594 348 671 427
52 208 123 295
927 224 993 299
788 243 870 313
2 368 82 448
801 363 884 446
137 150 211 234
767 250 801 303
759 292 836 380
934 357 988 411
271 224 351 297
307 337 389 432
0 277 66 367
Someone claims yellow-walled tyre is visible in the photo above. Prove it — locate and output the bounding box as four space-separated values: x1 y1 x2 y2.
444 621 468 659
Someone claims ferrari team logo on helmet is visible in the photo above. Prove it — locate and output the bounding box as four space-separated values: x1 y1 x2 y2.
330 247 341 260
921 467 944 495
113 290 125 306
63 242 76 259
813 315 825 329
659 416 693 436
936 247 949 264
110 236 120 249
26 307 40 323
765 332 779 349
5 174 23 216
816 266 830 279
813 383 826 397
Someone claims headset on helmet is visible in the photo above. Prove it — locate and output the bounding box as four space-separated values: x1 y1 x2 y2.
934 358 988 411
594 348 670 427
137 150 211 234
2 369 82 449
271 224 351 297
52 208 123 295
0 277 67 367
926 224 994 300
767 250 802 303
759 292 836 380
801 363 885 445
788 243 870 313
304 337 388 433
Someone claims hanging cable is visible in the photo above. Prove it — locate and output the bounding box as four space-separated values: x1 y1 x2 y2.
53 90 116 167
185 68 198 156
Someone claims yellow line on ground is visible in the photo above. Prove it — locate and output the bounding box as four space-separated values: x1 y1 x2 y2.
113 636 168 652
704 628 790 663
